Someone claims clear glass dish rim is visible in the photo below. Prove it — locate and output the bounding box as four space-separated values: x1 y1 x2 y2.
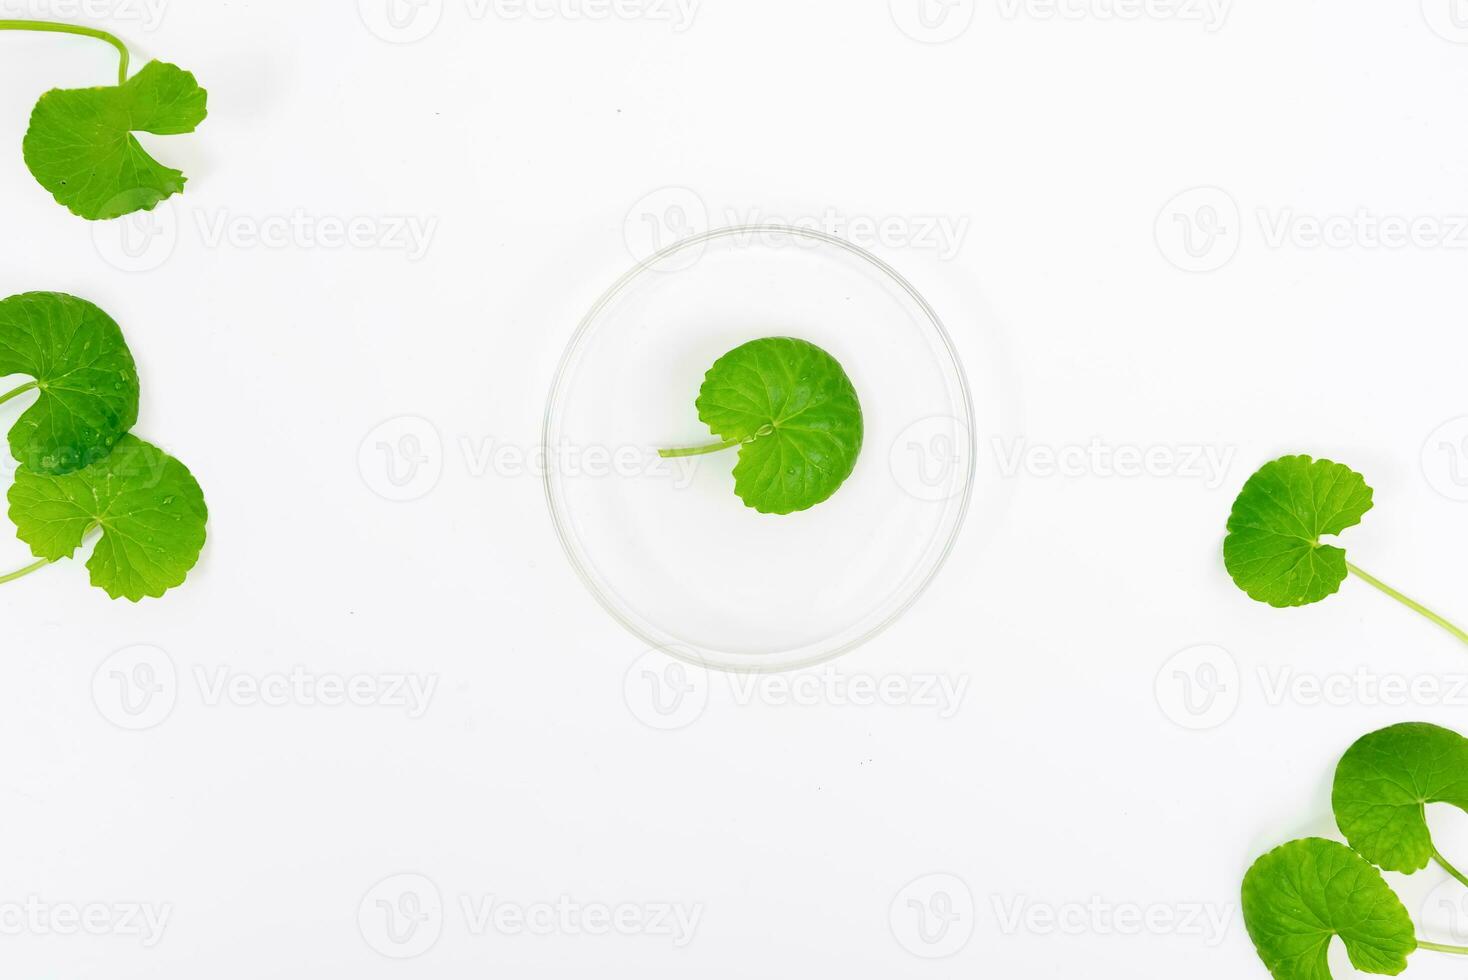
542 223 977 673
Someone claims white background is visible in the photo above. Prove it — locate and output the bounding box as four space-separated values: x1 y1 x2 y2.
1 0 1468 976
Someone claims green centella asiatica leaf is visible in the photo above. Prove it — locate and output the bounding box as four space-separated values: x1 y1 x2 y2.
660 337 864 515
1333 723 1468 875
23 59 208 220
8 434 208 601
0 292 139 475
1224 455 1375 607
1242 838 1417 980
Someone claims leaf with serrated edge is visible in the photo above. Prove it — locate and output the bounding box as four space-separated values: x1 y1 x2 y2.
0 292 138 475
1224 455 1374 607
23 60 208 220
8 434 207 601
1242 838 1416 980
694 337 863 515
1333 723 1468 874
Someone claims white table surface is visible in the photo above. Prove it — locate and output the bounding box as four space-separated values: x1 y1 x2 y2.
2 1 1467 976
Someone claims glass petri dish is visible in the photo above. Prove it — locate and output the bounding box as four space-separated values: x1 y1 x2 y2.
544 225 974 672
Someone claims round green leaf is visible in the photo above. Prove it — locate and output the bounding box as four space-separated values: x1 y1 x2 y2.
9 435 208 601
23 60 208 220
1224 455 1374 607
1333 722 1468 874
1242 838 1416 980
0 292 139 475
694 337 863 515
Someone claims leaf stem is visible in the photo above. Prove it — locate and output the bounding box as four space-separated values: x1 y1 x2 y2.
658 438 742 459
0 19 129 84
0 556 50 585
1435 847 1468 890
1418 940 1468 955
1346 562 1468 647
0 380 37 407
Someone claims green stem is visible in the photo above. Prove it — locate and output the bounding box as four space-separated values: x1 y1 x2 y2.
0 523 97 587
658 438 742 459
0 20 130 84
1435 846 1468 890
0 380 37 407
1346 563 1468 647
1418 940 1468 955
0 557 49 585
